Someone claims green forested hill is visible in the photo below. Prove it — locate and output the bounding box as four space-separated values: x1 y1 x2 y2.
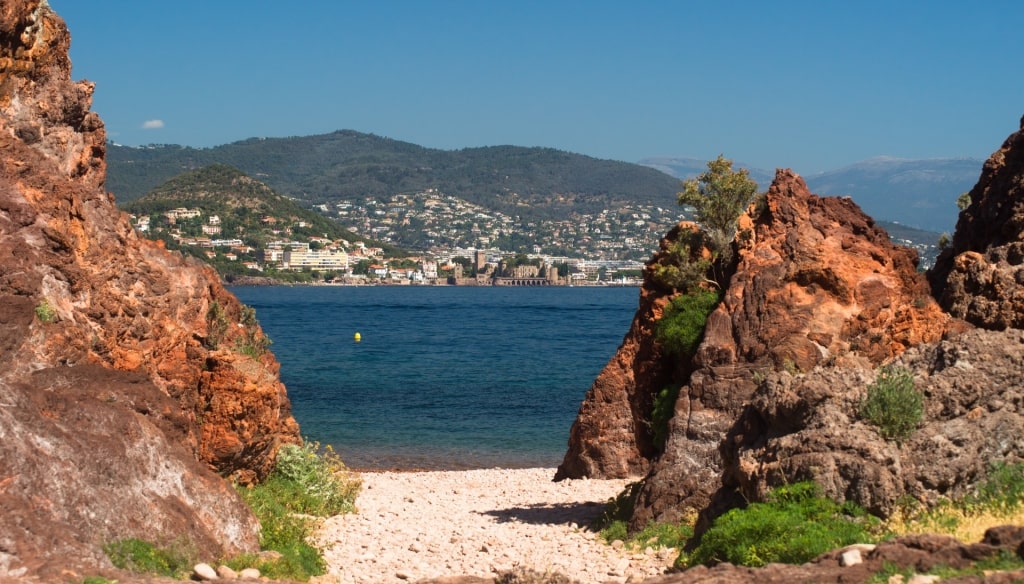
106 130 683 218
121 164 399 253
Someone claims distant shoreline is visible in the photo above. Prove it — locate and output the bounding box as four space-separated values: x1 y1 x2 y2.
225 276 641 288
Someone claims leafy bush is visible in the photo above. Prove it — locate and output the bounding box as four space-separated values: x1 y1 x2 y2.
655 289 721 357
102 538 195 578
652 238 713 291
205 301 229 349
34 299 56 323
236 304 272 358
684 481 879 568
859 365 923 442
235 441 361 580
650 385 681 451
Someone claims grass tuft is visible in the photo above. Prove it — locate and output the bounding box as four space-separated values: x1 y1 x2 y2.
102 538 195 578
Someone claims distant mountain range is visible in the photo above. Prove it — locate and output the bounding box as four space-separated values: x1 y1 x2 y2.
105 130 984 234
639 156 984 233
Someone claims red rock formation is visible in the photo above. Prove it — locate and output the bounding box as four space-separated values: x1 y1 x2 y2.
930 117 1024 329
557 169 949 527
632 171 948 527
554 226 684 481
0 1 300 577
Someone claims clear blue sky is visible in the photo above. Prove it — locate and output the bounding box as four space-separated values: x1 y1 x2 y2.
50 1 1024 174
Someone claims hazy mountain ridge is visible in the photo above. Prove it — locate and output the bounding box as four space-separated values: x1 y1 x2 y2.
640 155 984 233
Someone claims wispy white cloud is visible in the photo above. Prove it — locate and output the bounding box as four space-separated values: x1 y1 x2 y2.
141 119 165 130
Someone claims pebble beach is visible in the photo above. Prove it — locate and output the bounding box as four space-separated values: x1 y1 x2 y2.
314 468 676 583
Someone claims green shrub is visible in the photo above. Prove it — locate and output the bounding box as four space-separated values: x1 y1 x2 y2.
968 462 1024 510
859 365 923 442
655 289 721 357
650 385 681 451
683 481 879 568
102 538 195 578
236 304 273 358
34 299 56 323
205 301 229 349
235 441 361 580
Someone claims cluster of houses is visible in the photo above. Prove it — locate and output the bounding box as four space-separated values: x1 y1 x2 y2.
128 206 647 285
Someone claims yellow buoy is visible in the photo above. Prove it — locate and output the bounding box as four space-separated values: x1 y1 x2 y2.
354 332 361 342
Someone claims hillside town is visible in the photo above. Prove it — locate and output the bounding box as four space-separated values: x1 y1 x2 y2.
129 182 943 285
127 189 681 285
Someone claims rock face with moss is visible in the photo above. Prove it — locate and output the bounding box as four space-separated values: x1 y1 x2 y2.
0 1 299 577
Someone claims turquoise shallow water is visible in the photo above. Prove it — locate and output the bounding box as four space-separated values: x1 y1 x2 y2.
230 285 639 470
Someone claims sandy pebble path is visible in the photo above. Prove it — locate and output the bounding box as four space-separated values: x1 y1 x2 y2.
314 468 676 583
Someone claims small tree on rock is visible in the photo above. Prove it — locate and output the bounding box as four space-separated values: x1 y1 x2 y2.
678 155 758 254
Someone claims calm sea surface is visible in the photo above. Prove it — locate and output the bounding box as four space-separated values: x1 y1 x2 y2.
230 285 639 470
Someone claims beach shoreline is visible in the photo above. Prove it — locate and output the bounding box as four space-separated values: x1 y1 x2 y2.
314 467 674 583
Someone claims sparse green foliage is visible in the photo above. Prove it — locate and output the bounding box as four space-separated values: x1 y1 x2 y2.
34 299 56 323
956 192 972 211
269 442 361 516
236 304 272 358
652 230 713 292
859 365 923 442
938 232 951 250
683 482 879 568
650 385 681 451
205 301 229 349
594 481 643 536
655 289 722 357
235 441 361 581
677 155 758 252
102 538 195 578
967 462 1024 510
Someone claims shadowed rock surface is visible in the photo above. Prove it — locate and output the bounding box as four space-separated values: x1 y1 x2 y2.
930 117 1024 330
0 1 300 579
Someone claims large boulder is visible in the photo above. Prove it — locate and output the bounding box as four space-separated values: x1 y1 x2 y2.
717 327 1024 523
0 1 301 578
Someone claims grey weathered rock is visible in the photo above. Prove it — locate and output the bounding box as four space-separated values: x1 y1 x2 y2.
194 562 219 580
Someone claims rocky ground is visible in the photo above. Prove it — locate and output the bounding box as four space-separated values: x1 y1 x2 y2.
314 468 675 584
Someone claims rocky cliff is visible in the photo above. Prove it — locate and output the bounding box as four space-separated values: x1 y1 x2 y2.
0 1 300 578
930 116 1024 329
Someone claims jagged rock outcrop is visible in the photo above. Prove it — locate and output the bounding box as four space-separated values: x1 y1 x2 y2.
559 169 949 527
555 224 702 481
633 171 948 526
0 1 300 578
930 117 1024 329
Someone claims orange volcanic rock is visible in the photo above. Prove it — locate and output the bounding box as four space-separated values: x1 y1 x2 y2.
557 168 949 527
0 1 299 577
554 224 703 481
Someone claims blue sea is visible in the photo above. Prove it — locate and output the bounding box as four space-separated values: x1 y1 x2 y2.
230 286 638 471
